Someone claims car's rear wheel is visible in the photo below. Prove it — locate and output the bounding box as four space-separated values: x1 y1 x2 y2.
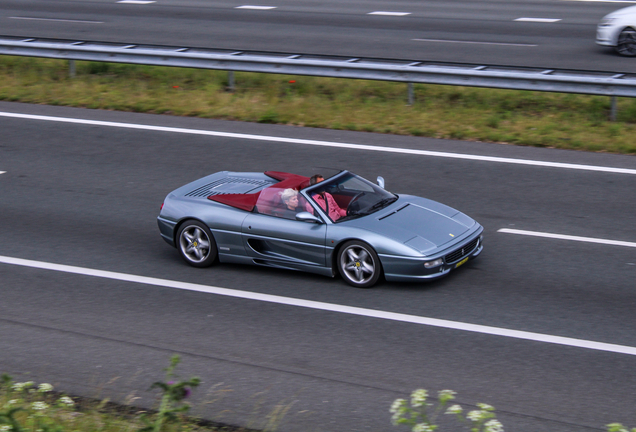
176 220 217 267
337 240 381 288
616 27 636 56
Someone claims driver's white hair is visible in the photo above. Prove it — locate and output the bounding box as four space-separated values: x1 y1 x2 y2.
280 188 298 203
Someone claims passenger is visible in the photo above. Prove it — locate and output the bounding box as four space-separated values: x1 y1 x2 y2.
276 188 302 219
306 174 347 221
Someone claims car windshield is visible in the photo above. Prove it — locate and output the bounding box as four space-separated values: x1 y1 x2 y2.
304 172 397 222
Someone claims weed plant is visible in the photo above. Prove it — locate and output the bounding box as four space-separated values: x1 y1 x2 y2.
1 56 636 154
0 357 239 432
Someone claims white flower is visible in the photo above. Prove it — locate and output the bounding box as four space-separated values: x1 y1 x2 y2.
484 419 504 432
37 383 53 393
412 423 435 432
445 404 463 415
8 399 19 405
438 389 456 398
58 396 74 406
410 389 428 407
31 401 49 411
11 382 25 391
390 398 406 414
477 403 494 411
467 410 485 422
0 425 12 432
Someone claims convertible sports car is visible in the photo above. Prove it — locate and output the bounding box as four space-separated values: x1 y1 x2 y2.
157 170 483 288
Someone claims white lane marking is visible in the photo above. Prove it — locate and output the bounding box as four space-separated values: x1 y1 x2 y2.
117 0 156 4
0 171 5 174
499 228 636 248
515 17 562 22
413 38 537 47
561 0 636 3
9 16 104 23
1 111 635 176
2 254 636 356
235 5 277 9
368 11 412 16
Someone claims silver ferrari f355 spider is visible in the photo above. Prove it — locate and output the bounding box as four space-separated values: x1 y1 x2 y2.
157 170 483 288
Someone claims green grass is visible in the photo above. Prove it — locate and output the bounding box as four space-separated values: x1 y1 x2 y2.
2 56 636 154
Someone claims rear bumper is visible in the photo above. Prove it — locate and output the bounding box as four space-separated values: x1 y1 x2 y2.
157 216 177 247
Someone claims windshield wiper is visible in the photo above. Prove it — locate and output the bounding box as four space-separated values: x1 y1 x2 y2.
367 196 398 212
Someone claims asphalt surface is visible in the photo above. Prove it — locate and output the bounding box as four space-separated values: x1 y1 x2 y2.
1 0 636 72
1 101 636 431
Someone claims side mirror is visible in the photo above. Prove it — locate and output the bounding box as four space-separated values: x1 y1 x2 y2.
376 176 385 189
295 212 323 224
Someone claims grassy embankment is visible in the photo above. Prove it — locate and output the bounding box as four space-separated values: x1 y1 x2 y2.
1 55 636 154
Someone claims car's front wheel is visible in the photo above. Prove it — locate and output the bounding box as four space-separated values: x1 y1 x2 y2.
337 240 382 288
176 220 218 267
616 27 636 56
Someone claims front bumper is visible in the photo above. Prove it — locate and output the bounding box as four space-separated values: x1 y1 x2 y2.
381 231 483 282
596 26 617 46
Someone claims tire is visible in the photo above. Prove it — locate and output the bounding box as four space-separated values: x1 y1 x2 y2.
337 240 382 288
176 220 218 268
616 27 636 56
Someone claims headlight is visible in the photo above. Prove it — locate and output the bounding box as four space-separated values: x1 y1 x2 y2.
598 17 616 27
424 258 444 269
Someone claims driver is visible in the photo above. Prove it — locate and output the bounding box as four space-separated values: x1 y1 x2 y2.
306 174 347 221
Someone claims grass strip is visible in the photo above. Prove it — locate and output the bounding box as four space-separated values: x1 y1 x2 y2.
2 56 636 154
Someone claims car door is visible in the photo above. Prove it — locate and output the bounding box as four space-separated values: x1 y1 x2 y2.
241 213 327 267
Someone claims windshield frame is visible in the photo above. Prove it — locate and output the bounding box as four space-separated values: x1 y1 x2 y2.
301 171 397 223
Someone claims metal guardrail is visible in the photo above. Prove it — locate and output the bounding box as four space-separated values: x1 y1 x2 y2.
1 35 635 108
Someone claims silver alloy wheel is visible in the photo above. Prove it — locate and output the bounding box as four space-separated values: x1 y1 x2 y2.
338 241 381 288
179 224 213 264
617 28 636 56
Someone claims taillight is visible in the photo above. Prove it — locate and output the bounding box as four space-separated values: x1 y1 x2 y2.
160 203 164 210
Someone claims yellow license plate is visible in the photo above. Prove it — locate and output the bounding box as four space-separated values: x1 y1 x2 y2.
455 257 469 268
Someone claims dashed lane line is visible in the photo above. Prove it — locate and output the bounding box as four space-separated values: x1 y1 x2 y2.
235 5 277 9
515 17 562 22
498 228 636 248
1 111 635 175
368 11 412 16
2 254 636 356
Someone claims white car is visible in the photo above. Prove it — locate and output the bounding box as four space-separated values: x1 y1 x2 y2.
597 5 636 56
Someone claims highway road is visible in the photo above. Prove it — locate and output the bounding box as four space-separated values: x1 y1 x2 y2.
1 101 636 431
1 0 636 72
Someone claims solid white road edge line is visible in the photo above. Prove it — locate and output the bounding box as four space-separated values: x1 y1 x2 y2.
2 254 636 356
498 228 636 247
1 111 635 175
9 17 104 23
0 171 5 174
412 39 538 47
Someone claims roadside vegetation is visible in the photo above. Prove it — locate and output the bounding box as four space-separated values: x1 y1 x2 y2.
2 55 636 154
2 357 635 432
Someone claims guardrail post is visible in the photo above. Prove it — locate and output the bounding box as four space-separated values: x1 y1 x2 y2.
407 83 414 105
227 71 235 92
610 96 617 121
69 60 76 78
